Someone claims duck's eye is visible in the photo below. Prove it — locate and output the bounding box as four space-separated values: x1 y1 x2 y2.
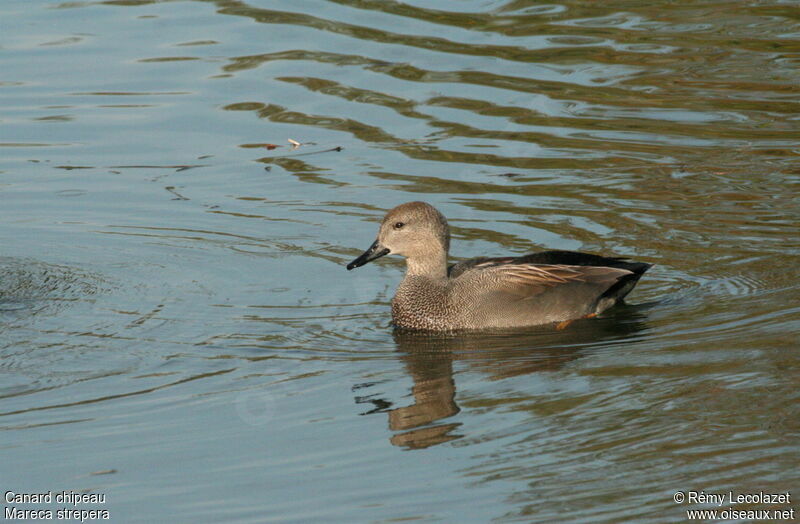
393 221 405 230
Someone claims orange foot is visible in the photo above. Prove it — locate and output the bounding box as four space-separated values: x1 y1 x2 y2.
556 319 573 330
556 312 597 330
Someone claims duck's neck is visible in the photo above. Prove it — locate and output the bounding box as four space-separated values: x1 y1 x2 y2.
404 252 448 280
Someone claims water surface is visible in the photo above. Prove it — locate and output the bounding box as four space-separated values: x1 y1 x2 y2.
2 0 799 521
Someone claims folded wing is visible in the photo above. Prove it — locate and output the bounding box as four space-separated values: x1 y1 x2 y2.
452 261 637 326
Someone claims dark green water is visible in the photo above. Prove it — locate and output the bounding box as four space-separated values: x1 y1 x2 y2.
1 0 798 521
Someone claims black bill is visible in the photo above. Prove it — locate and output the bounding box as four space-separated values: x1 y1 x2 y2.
346 239 390 270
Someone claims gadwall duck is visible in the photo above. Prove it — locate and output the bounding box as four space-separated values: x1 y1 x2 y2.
347 202 651 331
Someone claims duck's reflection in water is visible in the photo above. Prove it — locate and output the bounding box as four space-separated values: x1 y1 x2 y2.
388 343 461 449
370 307 650 449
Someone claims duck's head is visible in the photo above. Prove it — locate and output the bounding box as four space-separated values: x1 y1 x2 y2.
346 201 450 270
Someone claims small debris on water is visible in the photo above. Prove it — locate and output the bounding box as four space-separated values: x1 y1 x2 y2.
90 469 117 476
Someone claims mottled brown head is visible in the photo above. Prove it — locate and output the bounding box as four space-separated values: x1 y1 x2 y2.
346 201 450 271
